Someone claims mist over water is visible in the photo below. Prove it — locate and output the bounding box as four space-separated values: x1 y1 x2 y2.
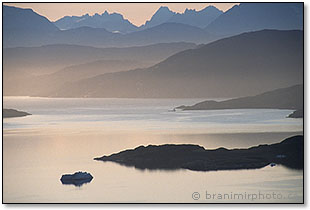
3 97 303 203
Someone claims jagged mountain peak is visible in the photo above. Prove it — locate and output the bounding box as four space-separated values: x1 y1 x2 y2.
54 10 137 33
141 5 223 29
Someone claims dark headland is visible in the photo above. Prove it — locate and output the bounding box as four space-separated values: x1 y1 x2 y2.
94 135 303 172
176 84 303 118
3 108 31 118
288 109 303 118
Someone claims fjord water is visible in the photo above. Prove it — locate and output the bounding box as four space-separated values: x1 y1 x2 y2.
3 97 303 203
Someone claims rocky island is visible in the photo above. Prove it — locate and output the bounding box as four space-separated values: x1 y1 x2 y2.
3 108 31 118
60 171 93 187
176 85 303 118
94 135 303 172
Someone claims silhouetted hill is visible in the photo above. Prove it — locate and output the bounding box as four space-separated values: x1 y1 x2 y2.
42 30 303 98
30 59 152 95
177 84 303 112
41 59 150 82
50 26 119 47
4 42 196 75
3 5 59 48
4 42 196 96
123 23 211 46
94 135 304 171
54 11 138 33
205 3 303 38
48 23 211 47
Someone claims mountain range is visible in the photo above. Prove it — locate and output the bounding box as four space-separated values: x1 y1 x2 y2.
2 3 304 99
34 30 303 98
140 6 223 30
3 5 212 48
3 42 196 96
3 3 303 48
54 11 138 33
205 3 303 38
55 6 223 32
4 42 195 75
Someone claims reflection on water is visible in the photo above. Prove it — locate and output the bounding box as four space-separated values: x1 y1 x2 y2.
3 97 303 203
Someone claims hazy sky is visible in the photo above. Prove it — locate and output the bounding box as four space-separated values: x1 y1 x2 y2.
5 3 237 26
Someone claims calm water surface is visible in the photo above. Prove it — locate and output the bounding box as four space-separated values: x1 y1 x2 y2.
3 97 303 203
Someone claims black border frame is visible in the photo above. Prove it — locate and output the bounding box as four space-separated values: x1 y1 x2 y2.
1 1 305 205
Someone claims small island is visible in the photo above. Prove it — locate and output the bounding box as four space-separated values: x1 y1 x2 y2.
3 108 31 118
60 171 93 187
94 135 303 172
176 84 303 118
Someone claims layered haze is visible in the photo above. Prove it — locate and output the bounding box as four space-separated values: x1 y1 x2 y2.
4 42 196 96
3 3 303 99
34 30 303 98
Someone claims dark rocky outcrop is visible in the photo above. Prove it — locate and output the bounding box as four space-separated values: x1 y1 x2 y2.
94 135 303 171
3 108 31 118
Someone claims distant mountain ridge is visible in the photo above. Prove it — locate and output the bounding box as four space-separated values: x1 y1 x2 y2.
36 30 303 98
140 6 223 30
54 5 223 32
3 5 212 48
51 3 303 36
54 11 138 33
3 42 197 96
122 23 211 46
3 3 303 48
168 6 223 28
4 42 196 74
205 3 303 37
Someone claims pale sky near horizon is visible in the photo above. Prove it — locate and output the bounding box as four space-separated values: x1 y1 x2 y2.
4 3 238 26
